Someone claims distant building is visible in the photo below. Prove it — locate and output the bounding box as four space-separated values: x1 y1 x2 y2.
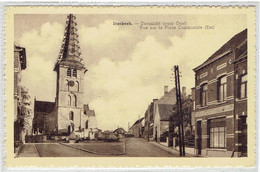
113 127 126 139
130 117 145 138
144 99 157 141
192 29 247 157
153 86 177 143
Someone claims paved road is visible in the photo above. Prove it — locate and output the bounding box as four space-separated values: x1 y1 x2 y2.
18 138 178 157
124 138 177 157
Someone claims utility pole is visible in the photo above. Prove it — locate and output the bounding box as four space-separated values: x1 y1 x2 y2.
174 65 182 156
174 65 185 156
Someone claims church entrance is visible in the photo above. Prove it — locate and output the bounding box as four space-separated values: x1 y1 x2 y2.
68 125 71 134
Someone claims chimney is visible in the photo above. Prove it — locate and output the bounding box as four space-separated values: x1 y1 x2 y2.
182 87 186 99
164 85 168 95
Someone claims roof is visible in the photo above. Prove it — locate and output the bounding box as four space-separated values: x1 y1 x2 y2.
85 110 95 116
157 104 174 121
156 88 176 105
34 100 55 113
133 117 144 126
54 14 85 71
193 29 247 72
113 127 126 133
83 104 95 116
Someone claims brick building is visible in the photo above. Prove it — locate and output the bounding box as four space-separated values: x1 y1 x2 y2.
192 29 247 157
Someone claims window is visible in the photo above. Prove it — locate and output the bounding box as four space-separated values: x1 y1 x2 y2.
68 95 71 106
73 69 77 77
218 76 227 102
240 74 247 98
66 80 69 91
200 84 208 106
209 118 226 148
67 68 71 77
85 120 89 129
74 95 77 107
76 81 79 92
69 111 74 121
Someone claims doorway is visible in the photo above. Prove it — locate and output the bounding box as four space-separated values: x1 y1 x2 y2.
197 121 202 155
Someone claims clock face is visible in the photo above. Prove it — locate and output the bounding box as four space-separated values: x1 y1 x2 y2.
68 80 75 87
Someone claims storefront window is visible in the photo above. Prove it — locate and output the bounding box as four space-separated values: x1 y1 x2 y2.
209 118 226 148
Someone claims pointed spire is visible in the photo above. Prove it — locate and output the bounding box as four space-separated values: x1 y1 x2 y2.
55 14 85 70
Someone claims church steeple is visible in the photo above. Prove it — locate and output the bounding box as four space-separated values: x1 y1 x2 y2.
54 14 85 71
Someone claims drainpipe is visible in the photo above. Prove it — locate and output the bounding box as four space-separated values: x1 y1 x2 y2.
232 48 236 157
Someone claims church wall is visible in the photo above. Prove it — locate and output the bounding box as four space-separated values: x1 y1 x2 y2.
57 107 82 133
44 108 58 134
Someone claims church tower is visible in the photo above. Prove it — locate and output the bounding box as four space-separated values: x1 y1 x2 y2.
54 14 87 134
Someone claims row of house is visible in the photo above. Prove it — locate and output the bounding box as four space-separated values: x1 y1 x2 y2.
129 29 247 157
14 44 34 153
130 85 193 148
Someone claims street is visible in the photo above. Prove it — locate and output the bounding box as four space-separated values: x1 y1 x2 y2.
17 138 178 157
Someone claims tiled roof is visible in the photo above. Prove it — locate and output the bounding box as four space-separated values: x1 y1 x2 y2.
157 104 174 121
85 110 95 116
193 29 247 72
156 88 176 105
34 101 55 113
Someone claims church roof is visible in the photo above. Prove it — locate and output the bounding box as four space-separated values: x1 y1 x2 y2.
34 100 55 113
85 110 95 116
83 104 95 116
193 29 247 72
54 14 85 71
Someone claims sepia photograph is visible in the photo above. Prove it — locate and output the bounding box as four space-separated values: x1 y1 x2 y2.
4 5 256 168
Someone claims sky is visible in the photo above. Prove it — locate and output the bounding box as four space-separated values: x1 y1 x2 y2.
15 14 246 131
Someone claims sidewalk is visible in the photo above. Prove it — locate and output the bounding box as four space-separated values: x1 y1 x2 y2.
149 141 195 157
16 144 40 157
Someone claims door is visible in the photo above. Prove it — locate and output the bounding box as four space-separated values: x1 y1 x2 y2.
241 116 247 156
197 121 202 155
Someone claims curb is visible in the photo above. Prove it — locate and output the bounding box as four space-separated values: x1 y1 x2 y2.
33 144 41 157
149 142 195 157
59 143 126 156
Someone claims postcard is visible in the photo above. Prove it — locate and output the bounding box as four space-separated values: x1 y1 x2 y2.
4 5 256 168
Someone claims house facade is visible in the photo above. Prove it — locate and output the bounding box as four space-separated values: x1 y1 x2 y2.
144 99 157 141
14 44 27 150
192 29 247 157
153 86 177 143
130 117 145 138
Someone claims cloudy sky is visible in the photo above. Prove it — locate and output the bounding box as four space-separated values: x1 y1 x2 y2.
15 14 246 130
